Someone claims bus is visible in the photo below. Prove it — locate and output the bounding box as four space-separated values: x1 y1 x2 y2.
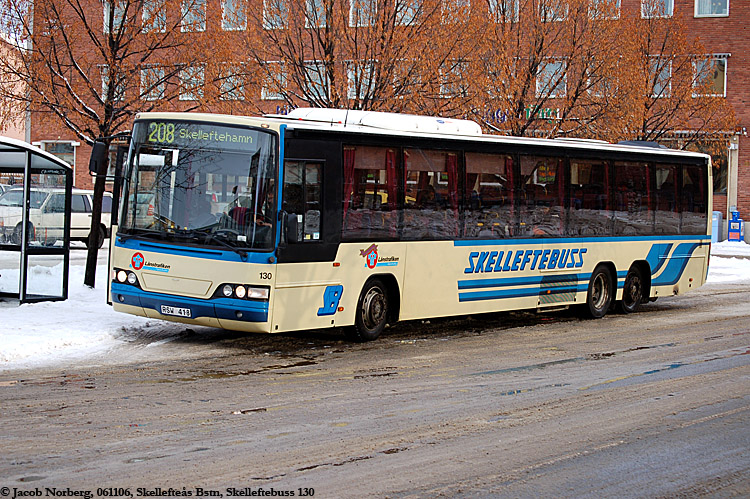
107 108 711 341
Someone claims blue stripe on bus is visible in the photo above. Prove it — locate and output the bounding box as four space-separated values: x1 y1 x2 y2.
116 238 275 264
453 235 709 247
651 243 700 286
111 283 269 322
459 286 581 302
458 274 589 290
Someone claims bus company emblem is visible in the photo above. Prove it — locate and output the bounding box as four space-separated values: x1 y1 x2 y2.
360 244 378 269
131 252 145 270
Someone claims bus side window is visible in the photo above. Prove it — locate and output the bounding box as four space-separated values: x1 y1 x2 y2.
283 160 322 242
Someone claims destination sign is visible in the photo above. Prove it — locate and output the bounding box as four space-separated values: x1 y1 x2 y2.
136 120 261 152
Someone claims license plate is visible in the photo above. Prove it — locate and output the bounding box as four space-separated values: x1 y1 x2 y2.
160 305 191 318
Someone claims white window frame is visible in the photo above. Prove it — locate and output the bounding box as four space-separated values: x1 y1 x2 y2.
536 59 567 98
103 0 127 34
261 61 286 100
140 65 166 101
100 65 125 101
347 60 376 100
304 60 329 99
692 55 727 97
650 57 672 98
350 0 377 27
181 0 206 32
396 0 420 25
695 0 728 17
142 0 167 33
589 0 620 20
179 65 205 101
305 0 327 28
220 64 246 101
440 60 470 98
641 0 673 18
263 0 288 29
489 0 519 22
222 0 247 31
540 0 568 22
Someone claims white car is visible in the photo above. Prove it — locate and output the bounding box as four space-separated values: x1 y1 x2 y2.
0 187 112 247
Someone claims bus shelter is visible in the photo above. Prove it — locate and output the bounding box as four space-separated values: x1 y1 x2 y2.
0 136 73 304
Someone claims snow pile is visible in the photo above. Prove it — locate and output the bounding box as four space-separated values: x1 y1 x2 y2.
711 240 750 258
0 264 152 370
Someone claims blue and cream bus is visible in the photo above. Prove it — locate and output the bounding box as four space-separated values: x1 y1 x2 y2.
108 108 711 340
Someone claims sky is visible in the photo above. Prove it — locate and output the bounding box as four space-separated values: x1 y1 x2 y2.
1 240 750 372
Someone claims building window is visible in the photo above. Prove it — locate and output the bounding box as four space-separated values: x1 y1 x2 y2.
306 0 327 28
440 61 470 98
100 65 125 101
695 0 728 17
693 56 726 97
347 61 375 100
261 62 286 100
489 0 519 22
589 0 620 19
396 0 420 25
179 65 205 101
40 141 78 168
536 60 567 98
222 0 247 31
650 57 672 98
263 0 288 29
103 0 127 34
350 0 376 27
540 0 567 21
642 0 673 18
181 0 206 32
142 0 166 33
140 66 166 101
219 65 245 100
304 61 329 100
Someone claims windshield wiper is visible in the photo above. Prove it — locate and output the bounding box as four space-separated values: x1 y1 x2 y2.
117 228 167 242
174 228 248 259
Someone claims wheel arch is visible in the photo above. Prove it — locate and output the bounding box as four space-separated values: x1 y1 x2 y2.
629 260 652 302
364 273 401 324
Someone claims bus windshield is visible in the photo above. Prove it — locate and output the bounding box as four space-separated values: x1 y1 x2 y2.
121 120 277 251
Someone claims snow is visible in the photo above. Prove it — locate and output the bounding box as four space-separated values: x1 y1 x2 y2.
1 244 750 372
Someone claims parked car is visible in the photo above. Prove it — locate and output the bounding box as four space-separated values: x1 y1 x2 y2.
0 187 112 247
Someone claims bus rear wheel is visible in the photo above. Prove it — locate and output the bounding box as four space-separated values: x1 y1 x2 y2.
618 266 643 314
582 264 613 319
348 278 389 342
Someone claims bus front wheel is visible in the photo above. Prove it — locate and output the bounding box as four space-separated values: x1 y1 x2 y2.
348 278 389 342
582 264 613 319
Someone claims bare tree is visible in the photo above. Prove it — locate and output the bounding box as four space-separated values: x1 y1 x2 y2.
0 0 232 286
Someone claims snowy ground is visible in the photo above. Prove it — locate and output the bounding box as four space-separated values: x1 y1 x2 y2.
2 240 750 372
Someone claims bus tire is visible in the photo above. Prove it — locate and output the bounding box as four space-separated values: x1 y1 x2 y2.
617 266 643 314
582 264 613 319
348 278 389 342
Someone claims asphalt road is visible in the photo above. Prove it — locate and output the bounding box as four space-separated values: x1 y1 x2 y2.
1 279 749 497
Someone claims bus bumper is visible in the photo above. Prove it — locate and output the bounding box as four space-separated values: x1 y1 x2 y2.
111 282 270 331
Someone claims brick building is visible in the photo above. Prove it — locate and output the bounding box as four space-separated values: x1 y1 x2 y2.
26 0 748 232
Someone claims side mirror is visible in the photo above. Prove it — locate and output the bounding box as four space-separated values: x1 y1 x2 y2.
88 140 108 175
286 213 302 244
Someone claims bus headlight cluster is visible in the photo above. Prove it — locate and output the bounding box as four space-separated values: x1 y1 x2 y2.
112 268 140 287
218 284 269 301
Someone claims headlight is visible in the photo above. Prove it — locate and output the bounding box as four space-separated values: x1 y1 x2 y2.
247 287 270 300
222 284 233 297
127 272 137 285
117 270 127 283
234 285 246 299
